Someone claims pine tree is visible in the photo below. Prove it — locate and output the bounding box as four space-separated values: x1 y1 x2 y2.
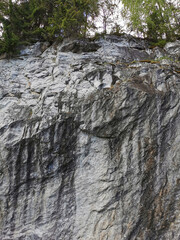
0 0 100 54
0 0 20 55
47 0 99 40
19 0 57 42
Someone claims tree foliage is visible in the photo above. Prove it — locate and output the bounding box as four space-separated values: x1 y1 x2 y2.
0 0 99 54
121 0 180 42
47 0 99 39
0 0 179 55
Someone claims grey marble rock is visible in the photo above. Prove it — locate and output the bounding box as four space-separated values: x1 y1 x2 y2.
0 34 180 240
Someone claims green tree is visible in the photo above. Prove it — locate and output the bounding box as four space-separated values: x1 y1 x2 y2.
0 0 58 54
26 0 57 41
0 0 100 55
121 0 179 42
47 0 99 39
0 0 20 55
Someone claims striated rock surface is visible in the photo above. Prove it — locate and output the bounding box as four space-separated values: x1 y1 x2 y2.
0 34 180 240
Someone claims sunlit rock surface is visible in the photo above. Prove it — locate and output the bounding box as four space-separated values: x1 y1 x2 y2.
0 35 180 240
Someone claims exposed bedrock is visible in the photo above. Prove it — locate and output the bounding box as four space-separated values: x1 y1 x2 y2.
0 35 180 239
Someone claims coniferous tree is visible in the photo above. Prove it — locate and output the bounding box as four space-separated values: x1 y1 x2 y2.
0 0 100 54
47 0 99 39
1 0 178 55
27 0 56 41
0 0 20 55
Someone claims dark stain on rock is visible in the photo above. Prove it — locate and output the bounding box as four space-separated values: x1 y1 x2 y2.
2 116 79 239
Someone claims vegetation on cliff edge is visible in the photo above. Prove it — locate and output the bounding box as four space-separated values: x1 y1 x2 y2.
0 0 179 55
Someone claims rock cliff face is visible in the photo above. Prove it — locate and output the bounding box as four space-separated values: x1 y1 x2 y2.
0 35 180 240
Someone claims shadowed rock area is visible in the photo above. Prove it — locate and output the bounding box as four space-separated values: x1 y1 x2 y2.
0 34 180 240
